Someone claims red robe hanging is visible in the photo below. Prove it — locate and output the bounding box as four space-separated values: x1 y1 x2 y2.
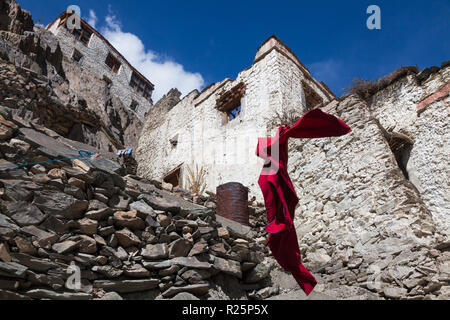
256 109 352 296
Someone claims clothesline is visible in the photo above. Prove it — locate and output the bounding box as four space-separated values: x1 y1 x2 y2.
0 150 99 171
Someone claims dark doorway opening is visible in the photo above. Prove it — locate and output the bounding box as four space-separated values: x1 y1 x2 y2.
302 80 324 111
389 133 414 180
164 166 182 188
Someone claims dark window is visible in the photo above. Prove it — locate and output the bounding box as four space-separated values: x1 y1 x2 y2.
130 71 153 103
72 49 83 63
227 105 241 122
80 31 92 45
66 22 92 46
302 80 324 111
164 166 182 188
105 53 121 74
130 100 138 112
216 83 246 124
170 134 179 148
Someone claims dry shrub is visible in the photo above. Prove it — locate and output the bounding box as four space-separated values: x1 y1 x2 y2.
271 108 302 128
347 66 419 101
186 164 207 196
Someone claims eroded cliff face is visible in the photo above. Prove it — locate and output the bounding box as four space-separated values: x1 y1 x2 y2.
0 0 143 159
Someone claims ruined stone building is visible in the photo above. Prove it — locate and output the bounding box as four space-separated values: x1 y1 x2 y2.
137 36 450 242
46 11 154 119
136 36 335 199
1 0 450 301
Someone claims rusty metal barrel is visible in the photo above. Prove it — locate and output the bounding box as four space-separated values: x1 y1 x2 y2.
216 182 249 226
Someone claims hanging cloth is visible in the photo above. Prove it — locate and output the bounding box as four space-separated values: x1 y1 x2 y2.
256 108 352 295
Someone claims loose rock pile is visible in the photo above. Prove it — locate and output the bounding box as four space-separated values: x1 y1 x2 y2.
0 110 276 300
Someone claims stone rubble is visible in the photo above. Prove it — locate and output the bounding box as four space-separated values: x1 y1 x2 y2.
0 110 275 300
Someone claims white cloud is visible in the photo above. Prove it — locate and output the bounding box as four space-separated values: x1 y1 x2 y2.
86 9 98 29
100 13 205 102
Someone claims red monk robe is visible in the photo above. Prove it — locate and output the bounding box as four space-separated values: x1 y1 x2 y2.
256 108 352 296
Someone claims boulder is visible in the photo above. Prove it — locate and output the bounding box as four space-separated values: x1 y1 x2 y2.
113 211 145 230
169 238 193 258
33 190 88 220
6 201 45 227
52 241 79 254
213 257 242 279
141 243 169 260
77 218 98 235
115 228 141 248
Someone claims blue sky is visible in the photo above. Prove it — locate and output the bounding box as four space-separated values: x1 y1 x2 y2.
19 0 450 100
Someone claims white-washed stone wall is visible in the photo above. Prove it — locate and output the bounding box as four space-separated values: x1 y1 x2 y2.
48 21 153 119
137 43 332 199
287 95 447 299
369 67 450 236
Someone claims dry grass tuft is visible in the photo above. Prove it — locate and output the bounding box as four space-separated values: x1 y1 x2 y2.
185 164 208 196
347 66 419 101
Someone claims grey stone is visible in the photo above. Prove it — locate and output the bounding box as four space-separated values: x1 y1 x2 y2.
141 243 169 260
20 226 59 247
171 257 213 270
215 215 252 239
10 253 59 272
94 279 160 293
0 289 32 300
52 241 78 254
77 218 98 235
0 179 36 202
115 228 141 248
33 190 88 220
383 287 408 299
26 289 92 300
113 211 145 230
0 213 19 232
123 266 150 278
213 257 242 279
169 238 193 258
245 263 271 283
109 195 131 210
130 201 155 216
6 201 46 227
158 264 180 277
181 269 212 284
142 260 172 270
162 283 210 298
145 216 160 228
170 292 200 300
98 292 123 300
139 194 181 214
92 266 123 278
0 261 28 278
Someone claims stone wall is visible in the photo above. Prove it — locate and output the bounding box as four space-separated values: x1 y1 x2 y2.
47 17 153 120
287 94 449 300
136 37 332 200
369 66 450 236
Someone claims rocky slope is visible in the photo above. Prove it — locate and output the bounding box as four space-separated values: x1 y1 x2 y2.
0 109 281 300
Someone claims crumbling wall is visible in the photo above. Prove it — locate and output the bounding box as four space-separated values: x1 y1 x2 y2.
287 94 448 300
368 66 450 236
137 38 332 200
48 19 153 119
